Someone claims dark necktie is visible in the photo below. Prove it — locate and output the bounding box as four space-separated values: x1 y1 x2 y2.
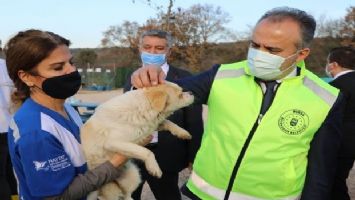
260 81 277 115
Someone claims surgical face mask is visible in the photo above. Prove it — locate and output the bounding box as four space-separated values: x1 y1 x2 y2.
140 51 166 67
247 48 299 81
33 71 82 99
325 64 333 78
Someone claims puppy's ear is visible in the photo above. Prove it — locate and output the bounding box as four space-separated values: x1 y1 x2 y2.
146 89 168 112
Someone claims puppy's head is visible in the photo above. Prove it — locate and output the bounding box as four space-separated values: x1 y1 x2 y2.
144 82 194 113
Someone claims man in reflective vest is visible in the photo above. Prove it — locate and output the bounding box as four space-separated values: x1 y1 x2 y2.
130 7 345 200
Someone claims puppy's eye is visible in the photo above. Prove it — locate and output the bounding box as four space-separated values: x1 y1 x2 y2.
179 93 183 98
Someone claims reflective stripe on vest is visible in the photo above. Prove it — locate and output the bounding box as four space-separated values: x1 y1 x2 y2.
303 77 337 106
190 171 300 200
215 69 337 106
215 68 245 79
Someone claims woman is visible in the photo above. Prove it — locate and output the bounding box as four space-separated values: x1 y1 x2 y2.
4 29 130 199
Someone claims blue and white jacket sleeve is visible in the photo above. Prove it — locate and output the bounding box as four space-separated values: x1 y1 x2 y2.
17 129 77 197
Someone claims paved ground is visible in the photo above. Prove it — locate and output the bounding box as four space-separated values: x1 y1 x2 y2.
348 164 355 199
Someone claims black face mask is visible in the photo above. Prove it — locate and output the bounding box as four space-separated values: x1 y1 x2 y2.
37 71 82 99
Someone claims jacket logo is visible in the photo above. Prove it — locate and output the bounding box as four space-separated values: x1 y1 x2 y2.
278 109 309 135
33 161 49 171
33 155 71 172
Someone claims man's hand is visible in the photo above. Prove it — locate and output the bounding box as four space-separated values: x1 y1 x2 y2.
131 65 166 88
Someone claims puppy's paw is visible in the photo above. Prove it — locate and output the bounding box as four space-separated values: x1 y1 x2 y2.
147 164 162 178
145 153 163 178
87 191 98 200
176 129 192 140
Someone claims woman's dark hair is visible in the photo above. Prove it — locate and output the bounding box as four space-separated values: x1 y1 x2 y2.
4 29 70 104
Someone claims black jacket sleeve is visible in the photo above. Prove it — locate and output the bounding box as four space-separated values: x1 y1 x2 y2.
300 93 346 200
170 67 205 164
123 74 133 92
183 102 204 163
176 64 220 105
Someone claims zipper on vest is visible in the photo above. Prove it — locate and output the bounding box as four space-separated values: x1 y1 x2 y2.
257 113 263 124
224 82 280 200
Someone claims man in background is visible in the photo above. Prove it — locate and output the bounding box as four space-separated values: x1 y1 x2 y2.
0 57 18 200
124 29 204 200
325 46 355 200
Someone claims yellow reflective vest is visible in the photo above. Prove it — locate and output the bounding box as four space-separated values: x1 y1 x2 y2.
187 60 339 200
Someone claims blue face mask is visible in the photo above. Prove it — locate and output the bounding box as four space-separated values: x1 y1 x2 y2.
140 51 166 67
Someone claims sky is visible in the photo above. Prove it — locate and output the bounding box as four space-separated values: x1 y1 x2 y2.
0 0 353 48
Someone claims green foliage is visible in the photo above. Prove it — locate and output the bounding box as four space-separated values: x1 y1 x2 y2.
80 68 112 89
74 49 98 67
114 67 137 88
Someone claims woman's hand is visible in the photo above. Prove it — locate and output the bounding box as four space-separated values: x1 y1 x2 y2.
109 135 153 167
109 153 127 167
138 135 154 146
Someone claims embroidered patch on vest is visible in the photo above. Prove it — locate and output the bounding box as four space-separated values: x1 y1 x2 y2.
278 109 309 135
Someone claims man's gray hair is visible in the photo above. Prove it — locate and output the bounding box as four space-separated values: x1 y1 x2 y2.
258 7 316 48
139 29 174 48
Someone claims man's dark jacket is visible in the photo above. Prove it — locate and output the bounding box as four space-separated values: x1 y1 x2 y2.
124 65 204 172
330 71 355 157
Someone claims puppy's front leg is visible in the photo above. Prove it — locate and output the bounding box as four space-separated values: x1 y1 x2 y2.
158 120 192 139
104 140 162 178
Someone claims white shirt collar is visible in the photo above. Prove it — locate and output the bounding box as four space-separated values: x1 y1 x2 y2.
334 70 354 79
161 62 169 75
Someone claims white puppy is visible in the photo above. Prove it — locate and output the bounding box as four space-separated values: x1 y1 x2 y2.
81 82 194 200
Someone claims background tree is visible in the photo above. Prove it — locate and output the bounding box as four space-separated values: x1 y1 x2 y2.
75 49 98 68
101 21 141 53
308 7 354 75
340 6 355 46
73 49 97 87
102 3 234 72
96 2 352 87
316 15 344 38
113 67 136 88
160 4 233 72
101 21 143 88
